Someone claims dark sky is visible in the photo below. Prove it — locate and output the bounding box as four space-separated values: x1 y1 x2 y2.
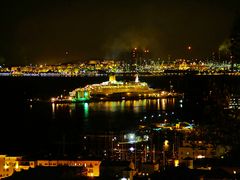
0 0 239 65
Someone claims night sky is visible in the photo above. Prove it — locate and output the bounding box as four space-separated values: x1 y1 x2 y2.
0 0 239 65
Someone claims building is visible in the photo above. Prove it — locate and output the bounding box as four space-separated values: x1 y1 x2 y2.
0 155 22 179
1 154 101 179
36 159 101 177
100 161 136 180
178 140 215 164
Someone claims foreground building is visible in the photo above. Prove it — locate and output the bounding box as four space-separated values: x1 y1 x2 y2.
0 155 101 179
178 140 215 169
0 155 27 179
36 159 100 177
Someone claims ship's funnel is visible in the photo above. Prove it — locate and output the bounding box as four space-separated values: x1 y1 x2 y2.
109 74 116 83
135 74 139 83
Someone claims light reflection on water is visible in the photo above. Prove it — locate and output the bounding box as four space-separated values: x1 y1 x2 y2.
88 100 148 113
50 98 178 132
81 98 175 113
83 102 89 119
52 103 55 119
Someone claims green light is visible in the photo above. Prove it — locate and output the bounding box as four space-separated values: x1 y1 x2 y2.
84 91 89 98
72 97 90 102
84 102 89 118
72 90 90 102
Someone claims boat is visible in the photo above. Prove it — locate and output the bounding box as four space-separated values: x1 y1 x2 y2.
51 74 182 103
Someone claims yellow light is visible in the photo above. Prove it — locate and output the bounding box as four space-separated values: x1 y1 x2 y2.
197 155 205 159
174 160 179 167
4 163 9 169
164 140 169 146
176 123 180 129
161 91 166 95
51 98 55 102
15 162 19 169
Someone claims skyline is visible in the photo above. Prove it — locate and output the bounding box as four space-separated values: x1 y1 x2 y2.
0 0 240 65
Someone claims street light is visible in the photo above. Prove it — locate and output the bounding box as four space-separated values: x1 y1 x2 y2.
163 140 169 170
164 140 169 150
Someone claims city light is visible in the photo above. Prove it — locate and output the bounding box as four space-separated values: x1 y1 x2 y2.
128 133 136 142
197 155 205 159
174 160 179 167
1 0 240 179
164 140 169 147
129 147 135 152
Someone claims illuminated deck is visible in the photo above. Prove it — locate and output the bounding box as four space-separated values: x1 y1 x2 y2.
52 75 183 103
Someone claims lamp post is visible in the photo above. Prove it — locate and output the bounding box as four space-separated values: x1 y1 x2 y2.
163 140 169 170
128 133 137 170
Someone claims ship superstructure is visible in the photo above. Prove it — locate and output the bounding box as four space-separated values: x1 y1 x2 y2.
67 74 179 102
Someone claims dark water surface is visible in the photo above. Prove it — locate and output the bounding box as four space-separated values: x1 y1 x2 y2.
1 75 240 155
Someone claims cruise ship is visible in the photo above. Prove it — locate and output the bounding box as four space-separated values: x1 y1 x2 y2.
51 74 182 102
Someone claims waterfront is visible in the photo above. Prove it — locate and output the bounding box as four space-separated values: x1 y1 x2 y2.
1 75 240 179
1 75 240 156
1 0 240 178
